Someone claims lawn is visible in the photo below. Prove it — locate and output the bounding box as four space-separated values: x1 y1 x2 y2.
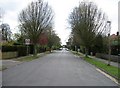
84 57 120 79
15 55 40 62
72 51 120 80
0 66 7 71
15 51 50 62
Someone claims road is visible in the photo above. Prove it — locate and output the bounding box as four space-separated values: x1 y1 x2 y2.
3 49 118 86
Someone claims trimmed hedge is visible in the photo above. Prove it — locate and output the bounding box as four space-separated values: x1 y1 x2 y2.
17 45 27 57
2 45 28 57
2 52 18 59
2 46 17 52
2 45 47 57
37 46 46 53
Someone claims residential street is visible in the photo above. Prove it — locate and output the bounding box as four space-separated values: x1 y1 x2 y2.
3 49 118 86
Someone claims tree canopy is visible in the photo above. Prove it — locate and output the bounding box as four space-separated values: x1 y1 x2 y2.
68 1 110 56
19 0 54 55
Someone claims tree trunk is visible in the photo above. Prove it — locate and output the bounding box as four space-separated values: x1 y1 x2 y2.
33 44 37 56
85 47 88 57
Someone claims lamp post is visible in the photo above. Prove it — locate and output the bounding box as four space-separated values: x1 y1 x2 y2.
117 32 120 82
107 21 111 66
117 32 119 56
107 33 111 66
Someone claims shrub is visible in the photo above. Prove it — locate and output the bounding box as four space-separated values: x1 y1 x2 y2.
2 46 17 52
2 45 29 57
17 45 27 57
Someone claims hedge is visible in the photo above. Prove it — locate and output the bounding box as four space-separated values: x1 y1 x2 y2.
2 46 17 52
2 45 47 57
2 45 28 57
2 52 18 59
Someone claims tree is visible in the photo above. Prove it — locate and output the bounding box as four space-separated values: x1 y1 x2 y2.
45 28 61 52
19 0 53 55
0 23 12 41
68 1 109 57
13 32 25 45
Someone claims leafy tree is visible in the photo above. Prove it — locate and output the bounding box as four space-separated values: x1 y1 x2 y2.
45 28 61 52
13 32 25 45
68 1 109 57
19 0 53 55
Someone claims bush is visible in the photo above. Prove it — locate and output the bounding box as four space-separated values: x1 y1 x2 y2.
37 46 46 53
2 46 17 52
17 45 27 57
2 44 47 57
29 44 34 54
2 45 30 57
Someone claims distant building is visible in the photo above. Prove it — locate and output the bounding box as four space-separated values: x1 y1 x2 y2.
110 34 119 46
110 34 119 55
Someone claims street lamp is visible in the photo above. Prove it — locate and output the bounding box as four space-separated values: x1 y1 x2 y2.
107 21 111 66
107 33 111 66
116 32 120 82
117 32 119 56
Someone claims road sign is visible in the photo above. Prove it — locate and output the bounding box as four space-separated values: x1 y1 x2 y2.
25 39 30 45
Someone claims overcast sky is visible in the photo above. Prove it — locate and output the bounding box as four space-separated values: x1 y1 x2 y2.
0 0 119 45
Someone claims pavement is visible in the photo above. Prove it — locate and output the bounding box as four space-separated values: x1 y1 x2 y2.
0 52 47 70
88 55 119 68
77 52 119 68
2 49 118 86
1 60 22 69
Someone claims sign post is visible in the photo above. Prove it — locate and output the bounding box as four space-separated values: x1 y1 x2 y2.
25 39 30 55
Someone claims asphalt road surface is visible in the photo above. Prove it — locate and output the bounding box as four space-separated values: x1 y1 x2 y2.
3 49 118 86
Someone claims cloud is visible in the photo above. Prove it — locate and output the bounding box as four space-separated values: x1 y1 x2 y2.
0 0 119 44
0 0 34 32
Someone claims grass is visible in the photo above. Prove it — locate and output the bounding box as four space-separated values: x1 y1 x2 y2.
72 51 84 56
15 55 39 62
0 66 7 71
15 51 50 62
72 50 120 80
84 57 120 79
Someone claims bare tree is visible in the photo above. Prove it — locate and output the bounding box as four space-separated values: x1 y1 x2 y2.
0 23 12 41
19 0 54 55
69 1 109 57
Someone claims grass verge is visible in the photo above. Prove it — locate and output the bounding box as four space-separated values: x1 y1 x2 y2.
72 51 120 80
0 66 7 71
15 51 50 62
71 51 84 56
84 57 120 79
15 55 39 62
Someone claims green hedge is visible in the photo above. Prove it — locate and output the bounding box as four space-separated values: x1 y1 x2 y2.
2 45 47 57
2 52 18 59
17 45 27 57
2 46 17 52
2 45 28 57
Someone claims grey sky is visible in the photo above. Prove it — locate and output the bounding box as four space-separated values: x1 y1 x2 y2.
0 0 119 45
